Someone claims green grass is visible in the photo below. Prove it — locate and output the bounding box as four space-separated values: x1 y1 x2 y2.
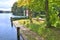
26 23 60 40
18 19 60 40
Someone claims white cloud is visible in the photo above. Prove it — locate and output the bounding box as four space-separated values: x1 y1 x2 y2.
0 0 17 11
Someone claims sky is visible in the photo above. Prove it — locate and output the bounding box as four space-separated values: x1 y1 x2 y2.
0 0 17 11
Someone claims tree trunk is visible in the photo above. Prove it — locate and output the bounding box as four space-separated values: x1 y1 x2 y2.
28 9 33 23
45 0 51 27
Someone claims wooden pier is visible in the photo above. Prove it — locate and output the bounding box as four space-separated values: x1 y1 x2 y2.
10 16 28 40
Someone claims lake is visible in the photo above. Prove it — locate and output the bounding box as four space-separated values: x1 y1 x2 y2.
0 13 23 40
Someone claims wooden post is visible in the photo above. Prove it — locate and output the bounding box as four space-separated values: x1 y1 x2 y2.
17 27 20 40
10 17 13 27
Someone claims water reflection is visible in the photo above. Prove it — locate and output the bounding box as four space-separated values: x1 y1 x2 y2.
0 13 17 40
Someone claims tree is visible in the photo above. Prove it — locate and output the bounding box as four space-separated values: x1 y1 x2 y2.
11 2 17 15
46 0 60 27
17 0 60 27
11 2 24 16
17 0 45 23
45 0 50 27
28 0 45 22
17 0 33 23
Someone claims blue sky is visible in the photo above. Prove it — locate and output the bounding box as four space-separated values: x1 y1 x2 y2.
0 0 17 11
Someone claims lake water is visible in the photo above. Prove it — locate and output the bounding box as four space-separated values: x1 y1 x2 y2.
0 13 23 40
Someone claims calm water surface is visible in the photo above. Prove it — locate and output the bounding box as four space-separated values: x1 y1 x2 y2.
0 13 23 40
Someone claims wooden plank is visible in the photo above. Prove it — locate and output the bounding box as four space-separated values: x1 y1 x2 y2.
13 21 21 27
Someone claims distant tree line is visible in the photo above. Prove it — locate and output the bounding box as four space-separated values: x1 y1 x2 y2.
0 10 11 13
0 11 3 13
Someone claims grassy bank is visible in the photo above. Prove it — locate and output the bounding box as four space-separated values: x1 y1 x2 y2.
26 23 60 40
18 19 60 40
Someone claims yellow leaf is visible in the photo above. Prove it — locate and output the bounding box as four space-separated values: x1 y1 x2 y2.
17 0 31 7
